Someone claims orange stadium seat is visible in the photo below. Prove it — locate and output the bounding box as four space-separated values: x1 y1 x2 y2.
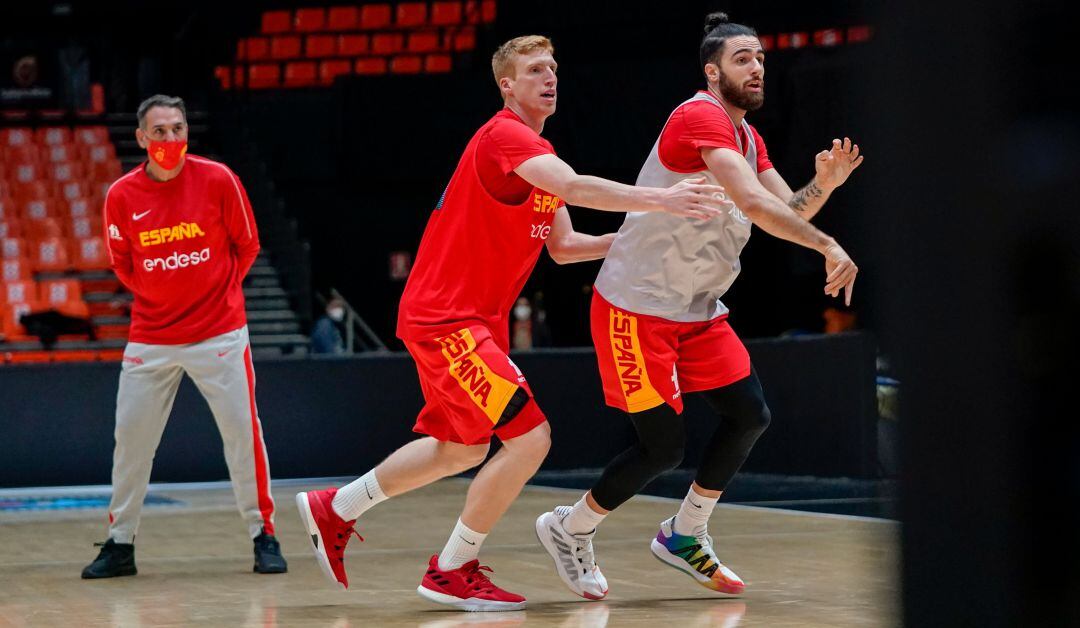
261 10 292 34
354 58 387 75
294 8 326 32
360 4 392 29
1 128 33 146
305 34 336 58
453 27 476 51
407 31 440 53
31 237 71 271
432 1 463 25
319 60 352 85
327 6 359 31
72 237 109 271
51 350 98 363
338 34 370 56
39 278 81 304
97 348 125 361
391 55 423 74
249 64 282 89
2 238 26 260
4 350 54 364
2 279 36 305
284 61 318 87
372 33 404 55
246 37 271 61
396 2 428 27
271 36 302 60
36 127 72 145
74 126 109 145
1 258 30 281
426 54 452 73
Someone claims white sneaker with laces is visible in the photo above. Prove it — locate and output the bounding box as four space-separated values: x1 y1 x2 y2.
535 506 609 600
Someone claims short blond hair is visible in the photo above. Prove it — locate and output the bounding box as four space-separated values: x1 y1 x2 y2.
491 35 554 82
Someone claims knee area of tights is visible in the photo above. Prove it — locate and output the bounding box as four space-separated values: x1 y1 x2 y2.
645 445 684 471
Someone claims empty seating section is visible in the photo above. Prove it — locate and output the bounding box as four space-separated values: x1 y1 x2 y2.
1 125 128 363
217 1 495 89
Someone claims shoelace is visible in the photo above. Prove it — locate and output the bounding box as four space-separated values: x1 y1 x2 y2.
332 525 364 561
462 563 497 593
572 535 598 574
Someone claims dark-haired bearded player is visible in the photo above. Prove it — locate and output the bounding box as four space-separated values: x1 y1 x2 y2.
536 13 864 599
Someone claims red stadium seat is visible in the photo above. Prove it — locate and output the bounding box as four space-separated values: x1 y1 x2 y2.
36 127 72 145
24 217 63 240
431 1 463 25
327 6 359 31
15 180 52 202
68 216 101 240
396 2 428 27
60 181 88 202
0 220 20 239
2 279 36 305
305 35 336 58
271 36 302 60
318 60 352 85
1 128 33 147
360 4 392 29
372 33 404 55
425 54 453 73
465 0 496 24
97 348 125 362
248 64 282 89
215 65 232 90
4 350 54 364
47 144 83 163
50 162 85 182
453 26 477 51
284 61 318 87
87 144 116 163
31 237 71 271
21 199 57 221
246 37 271 61
66 198 93 219
72 237 109 271
2 237 26 260
74 126 109 146
391 55 423 74
234 66 246 89
7 145 41 166
261 10 292 34
294 8 326 32
354 58 388 75
1 258 30 282
51 350 98 363
338 34 370 56
88 160 121 183
408 31 440 53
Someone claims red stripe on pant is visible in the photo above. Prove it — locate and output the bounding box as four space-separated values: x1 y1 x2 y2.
244 345 275 535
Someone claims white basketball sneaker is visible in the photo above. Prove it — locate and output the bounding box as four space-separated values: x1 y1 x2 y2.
535 506 609 600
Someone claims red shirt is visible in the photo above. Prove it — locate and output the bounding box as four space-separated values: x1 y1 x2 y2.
397 108 561 348
659 92 773 173
103 155 260 344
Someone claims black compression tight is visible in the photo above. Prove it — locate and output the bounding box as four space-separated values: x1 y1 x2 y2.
589 369 771 511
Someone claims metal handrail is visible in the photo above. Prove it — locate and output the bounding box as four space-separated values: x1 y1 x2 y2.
316 289 388 353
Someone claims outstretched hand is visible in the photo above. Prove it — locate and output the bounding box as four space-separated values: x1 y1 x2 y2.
659 177 733 221
823 242 858 306
814 137 863 190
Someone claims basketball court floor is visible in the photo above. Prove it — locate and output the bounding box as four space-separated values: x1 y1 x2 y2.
0 478 899 627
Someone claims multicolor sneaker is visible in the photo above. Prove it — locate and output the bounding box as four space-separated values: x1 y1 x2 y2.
650 517 745 594
417 554 526 611
535 506 608 600
295 488 363 589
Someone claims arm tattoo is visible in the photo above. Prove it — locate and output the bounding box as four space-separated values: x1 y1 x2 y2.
789 180 824 212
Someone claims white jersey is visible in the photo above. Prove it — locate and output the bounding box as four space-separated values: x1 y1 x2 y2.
594 92 759 322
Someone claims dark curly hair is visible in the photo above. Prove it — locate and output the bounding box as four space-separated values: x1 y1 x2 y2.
699 12 758 69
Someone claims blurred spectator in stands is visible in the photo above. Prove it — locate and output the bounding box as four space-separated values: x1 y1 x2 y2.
512 297 533 350
531 291 552 347
823 305 857 333
311 298 346 354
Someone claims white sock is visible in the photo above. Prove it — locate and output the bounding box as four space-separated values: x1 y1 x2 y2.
438 518 488 571
561 494 607 535
332 470 387 521
673 485 720 536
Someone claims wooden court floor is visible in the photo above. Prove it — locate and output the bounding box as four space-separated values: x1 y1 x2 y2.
0 479 899 627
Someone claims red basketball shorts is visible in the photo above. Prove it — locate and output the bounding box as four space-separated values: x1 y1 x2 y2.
590 290 751 414
404 324 546 445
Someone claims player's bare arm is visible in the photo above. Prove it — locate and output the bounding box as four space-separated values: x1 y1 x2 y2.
515 154 730 220
702 146 858 304
759 137 864 221
545 206 617 265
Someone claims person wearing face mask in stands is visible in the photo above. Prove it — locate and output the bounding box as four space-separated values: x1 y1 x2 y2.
82 94 286 580
311 298 347 354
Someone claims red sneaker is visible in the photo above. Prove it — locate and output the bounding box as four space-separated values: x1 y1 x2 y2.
295 488 363 589
416 554 526 611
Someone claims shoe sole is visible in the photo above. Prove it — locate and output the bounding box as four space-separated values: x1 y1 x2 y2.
650 539 744 595
81 566 137 579
415 584 526 612
534 513 608 601
295 492 346 590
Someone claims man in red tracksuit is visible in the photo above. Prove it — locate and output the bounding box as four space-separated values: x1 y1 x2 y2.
81 94 286 579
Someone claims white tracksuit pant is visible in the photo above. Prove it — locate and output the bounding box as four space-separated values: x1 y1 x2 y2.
107 325 276 543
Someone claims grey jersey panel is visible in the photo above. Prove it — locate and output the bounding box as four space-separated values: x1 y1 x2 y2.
594 92 758 322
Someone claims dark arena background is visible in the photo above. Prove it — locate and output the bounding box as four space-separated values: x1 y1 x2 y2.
1 1 1074 626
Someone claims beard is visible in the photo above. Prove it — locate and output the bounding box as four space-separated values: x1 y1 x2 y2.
717 70 764 111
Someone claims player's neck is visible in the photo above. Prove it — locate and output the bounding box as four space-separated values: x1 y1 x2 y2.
706 85 747 127
504 100 546 134
144 158 186 183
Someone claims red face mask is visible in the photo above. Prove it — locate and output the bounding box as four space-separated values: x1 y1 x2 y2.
147 139 187 170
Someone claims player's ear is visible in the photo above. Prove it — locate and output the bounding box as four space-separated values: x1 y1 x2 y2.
704 62 721 83
135 127 147 149
498 75 513 95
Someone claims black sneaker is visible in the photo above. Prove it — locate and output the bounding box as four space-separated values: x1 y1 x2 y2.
253 527 287 574
81 539 137 579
